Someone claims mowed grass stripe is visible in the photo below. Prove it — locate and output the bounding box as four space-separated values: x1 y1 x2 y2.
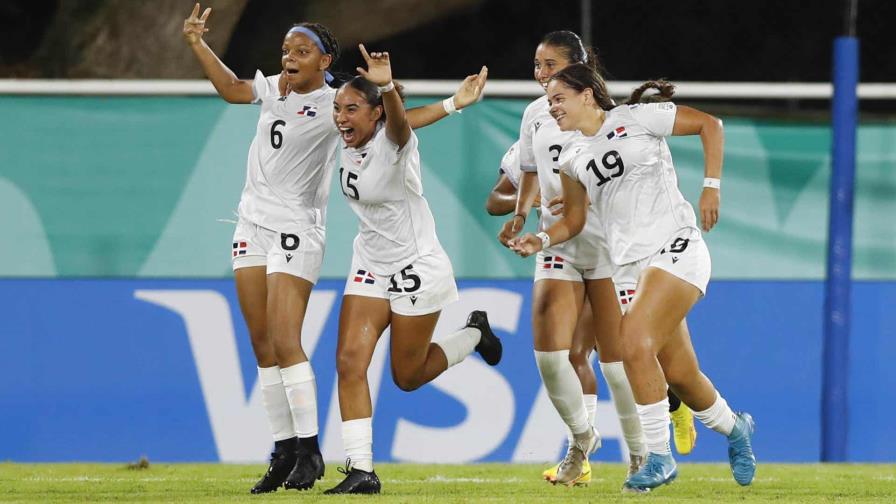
1 463 894 503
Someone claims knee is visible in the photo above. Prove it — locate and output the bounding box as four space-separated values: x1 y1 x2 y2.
620 320 653 363
391 370 423 392
336 348 367 382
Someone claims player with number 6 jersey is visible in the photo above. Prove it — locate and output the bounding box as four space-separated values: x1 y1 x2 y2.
324 46 500 495
510 64 757 493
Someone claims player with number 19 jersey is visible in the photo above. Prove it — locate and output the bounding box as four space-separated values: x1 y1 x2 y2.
561 102 709 293
519 95 611 279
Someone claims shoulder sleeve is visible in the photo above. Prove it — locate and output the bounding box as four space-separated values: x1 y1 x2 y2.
518 104 538 173
378 128 418 166
499 142 522 189
558 143 587 183
629 102 677 137
251 70 281 105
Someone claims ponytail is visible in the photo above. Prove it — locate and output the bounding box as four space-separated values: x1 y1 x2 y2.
626 79 675 105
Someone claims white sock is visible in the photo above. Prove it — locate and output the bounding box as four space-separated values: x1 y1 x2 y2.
342 417 374 472
637 398 671 455
280 362 319 438
258 366 296 441
693 391 737 436
600 361 647 456
434 327 480 367
534 350 591 435
584 394 598 427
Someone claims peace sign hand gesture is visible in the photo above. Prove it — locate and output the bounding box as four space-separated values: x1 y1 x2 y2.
356 44 393 87
183 3 211 46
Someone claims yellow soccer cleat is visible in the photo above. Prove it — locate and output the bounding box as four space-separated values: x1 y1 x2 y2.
670 404 697 455
543 459 591 486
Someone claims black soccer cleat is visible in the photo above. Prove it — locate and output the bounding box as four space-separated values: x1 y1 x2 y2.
323 463 381 495
467 310 502 366
249 438 298 494
283 445 325 491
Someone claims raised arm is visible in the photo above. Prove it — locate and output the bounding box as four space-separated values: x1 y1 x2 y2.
357 45 410 148
509 172 587 257
183 3 254 104
406 67 489 129
672 105 724 231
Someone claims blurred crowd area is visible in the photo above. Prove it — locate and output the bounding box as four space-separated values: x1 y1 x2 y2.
1 0 894 115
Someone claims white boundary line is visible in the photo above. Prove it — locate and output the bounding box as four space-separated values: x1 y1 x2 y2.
1 79 895 99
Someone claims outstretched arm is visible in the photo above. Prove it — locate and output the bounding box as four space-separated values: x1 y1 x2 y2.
357 44 410 148
183 3 254 104
406 67 489 129
672 105 724 231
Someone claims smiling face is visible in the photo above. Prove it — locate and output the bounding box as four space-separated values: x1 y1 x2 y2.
547 79 591 132
281 31 331 92
333 83 382 148
533 43 572 91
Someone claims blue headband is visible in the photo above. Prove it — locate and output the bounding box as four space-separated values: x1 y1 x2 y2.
286 26 334 83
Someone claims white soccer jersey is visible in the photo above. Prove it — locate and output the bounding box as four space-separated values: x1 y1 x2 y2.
561 102 699 265
521 97 606 268
498 141 522 189
237 71 339 233
339 127 444 276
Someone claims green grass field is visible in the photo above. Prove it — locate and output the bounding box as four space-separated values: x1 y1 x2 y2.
2 462 895 502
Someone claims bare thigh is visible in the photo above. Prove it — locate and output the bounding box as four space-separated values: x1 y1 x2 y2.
235 266 273 367
336 294 391 420
266 272 314 368
532 279 585 352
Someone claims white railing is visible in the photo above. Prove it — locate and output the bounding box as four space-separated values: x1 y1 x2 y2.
0 79 895 99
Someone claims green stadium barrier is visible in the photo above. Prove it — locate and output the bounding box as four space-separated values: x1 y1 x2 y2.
2 96 894 279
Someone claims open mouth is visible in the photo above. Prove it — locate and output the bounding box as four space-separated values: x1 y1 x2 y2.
339 126 355 143
285 68 299 76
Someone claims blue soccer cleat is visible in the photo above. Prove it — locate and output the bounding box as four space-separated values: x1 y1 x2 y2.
622 452 678 493
727 412 757 486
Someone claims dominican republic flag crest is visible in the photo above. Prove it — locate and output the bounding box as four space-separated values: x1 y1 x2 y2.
232 241 248 257
606 126 628 140
542 255 565 269
297 105 318 117
618 289 636 305
353 269 376 284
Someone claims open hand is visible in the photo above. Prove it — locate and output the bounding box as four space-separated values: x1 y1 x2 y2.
357 44 393 87
547 195 564 216
183 3 211 46
453 66 489 109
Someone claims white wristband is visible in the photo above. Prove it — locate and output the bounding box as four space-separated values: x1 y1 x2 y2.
703 177 721 189
442 96 462 115
536 231 551 250
378 81 395 94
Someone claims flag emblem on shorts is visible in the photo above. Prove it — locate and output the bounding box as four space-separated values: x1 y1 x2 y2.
232 241 247 257
606 126 627 140
543 256 564 269
618 289 636 305
297 105 317 117
353 269 376 284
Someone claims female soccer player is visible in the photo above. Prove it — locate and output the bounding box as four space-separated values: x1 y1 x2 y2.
322 46 501 495
183 3 487 494
496 31 650 486
509 64 757 493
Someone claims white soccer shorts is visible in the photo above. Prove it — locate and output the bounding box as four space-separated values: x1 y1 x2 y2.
231 219 325 284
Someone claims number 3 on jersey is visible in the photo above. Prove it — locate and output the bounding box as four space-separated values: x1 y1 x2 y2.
339 167 360 200
586 150 625 186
